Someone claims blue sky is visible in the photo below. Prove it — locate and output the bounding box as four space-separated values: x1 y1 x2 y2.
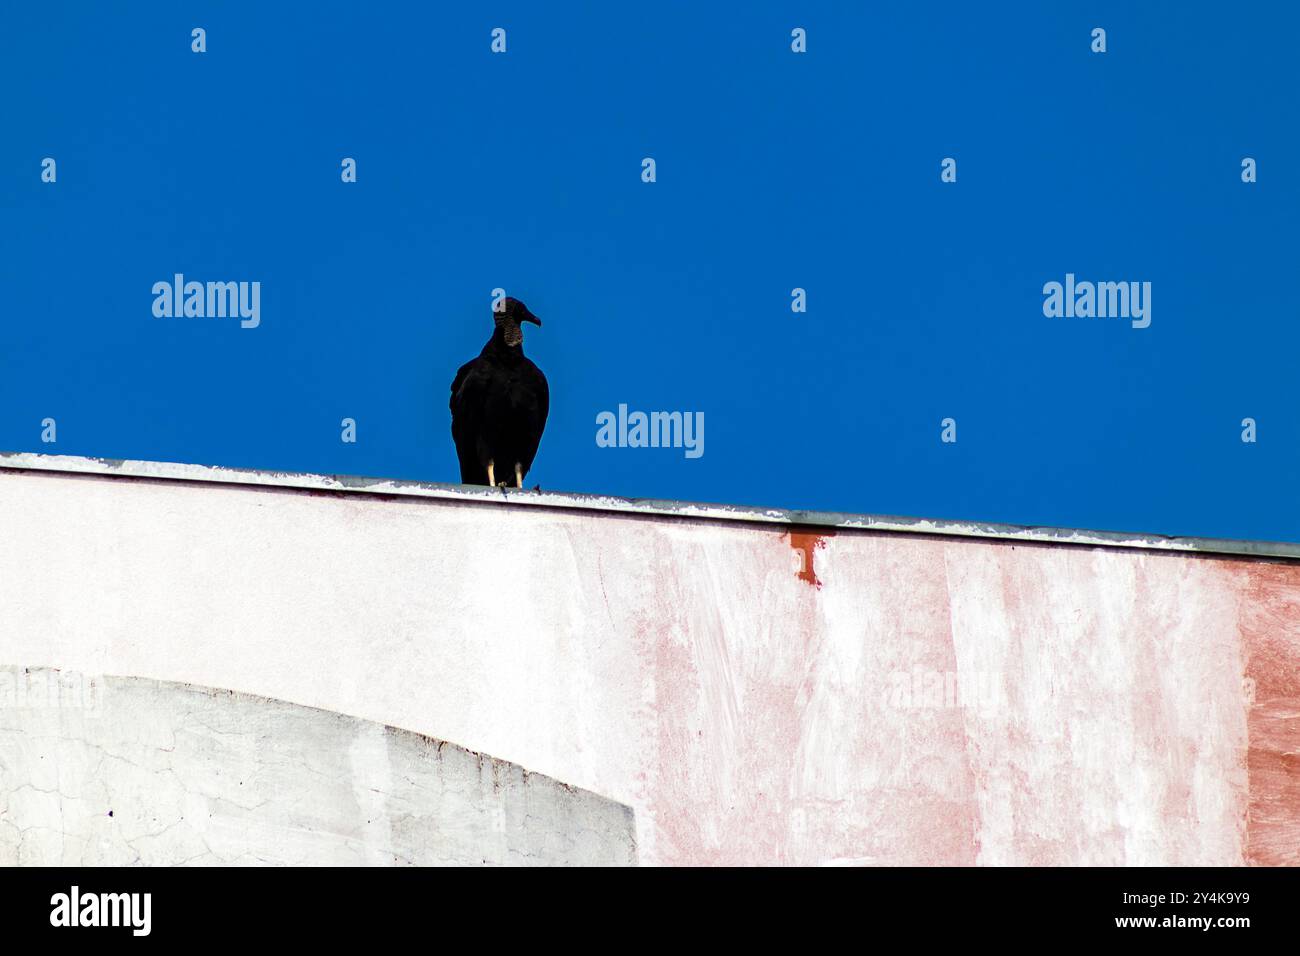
2 2 1297 541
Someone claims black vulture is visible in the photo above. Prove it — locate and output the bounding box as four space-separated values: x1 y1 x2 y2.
449 296 549 487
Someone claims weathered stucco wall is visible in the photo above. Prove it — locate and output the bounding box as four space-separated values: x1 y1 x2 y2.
0 668 636 866
1 455 1297 865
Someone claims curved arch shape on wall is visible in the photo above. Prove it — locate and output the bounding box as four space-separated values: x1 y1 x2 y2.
0 667 636 867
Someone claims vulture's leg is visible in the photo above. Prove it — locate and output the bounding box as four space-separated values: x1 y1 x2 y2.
515 463 524 489
486 460 496 487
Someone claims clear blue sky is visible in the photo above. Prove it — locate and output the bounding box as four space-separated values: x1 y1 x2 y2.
2 2 1296 541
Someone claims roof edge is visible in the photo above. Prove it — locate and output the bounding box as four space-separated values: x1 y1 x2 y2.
3 450 1297 561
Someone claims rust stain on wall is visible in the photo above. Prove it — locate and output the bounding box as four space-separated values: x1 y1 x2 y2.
1238 563 1300 866
787 531 834 588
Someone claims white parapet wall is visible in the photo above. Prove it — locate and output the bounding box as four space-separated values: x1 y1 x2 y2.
1 452 1298 866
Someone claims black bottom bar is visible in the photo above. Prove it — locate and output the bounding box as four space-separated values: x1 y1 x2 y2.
0 865 1294 942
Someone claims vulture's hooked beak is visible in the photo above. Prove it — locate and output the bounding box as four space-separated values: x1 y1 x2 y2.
523 311 541 327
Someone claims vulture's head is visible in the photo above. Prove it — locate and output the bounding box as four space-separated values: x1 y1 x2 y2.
495 296 541 346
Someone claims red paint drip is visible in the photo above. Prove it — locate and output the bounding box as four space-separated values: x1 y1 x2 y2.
787 531 833 588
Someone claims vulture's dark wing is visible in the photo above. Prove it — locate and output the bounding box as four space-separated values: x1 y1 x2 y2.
449 358 486 483
515 358 550 477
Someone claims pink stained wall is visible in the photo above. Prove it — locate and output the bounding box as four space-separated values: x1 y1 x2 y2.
0 460 1297 865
